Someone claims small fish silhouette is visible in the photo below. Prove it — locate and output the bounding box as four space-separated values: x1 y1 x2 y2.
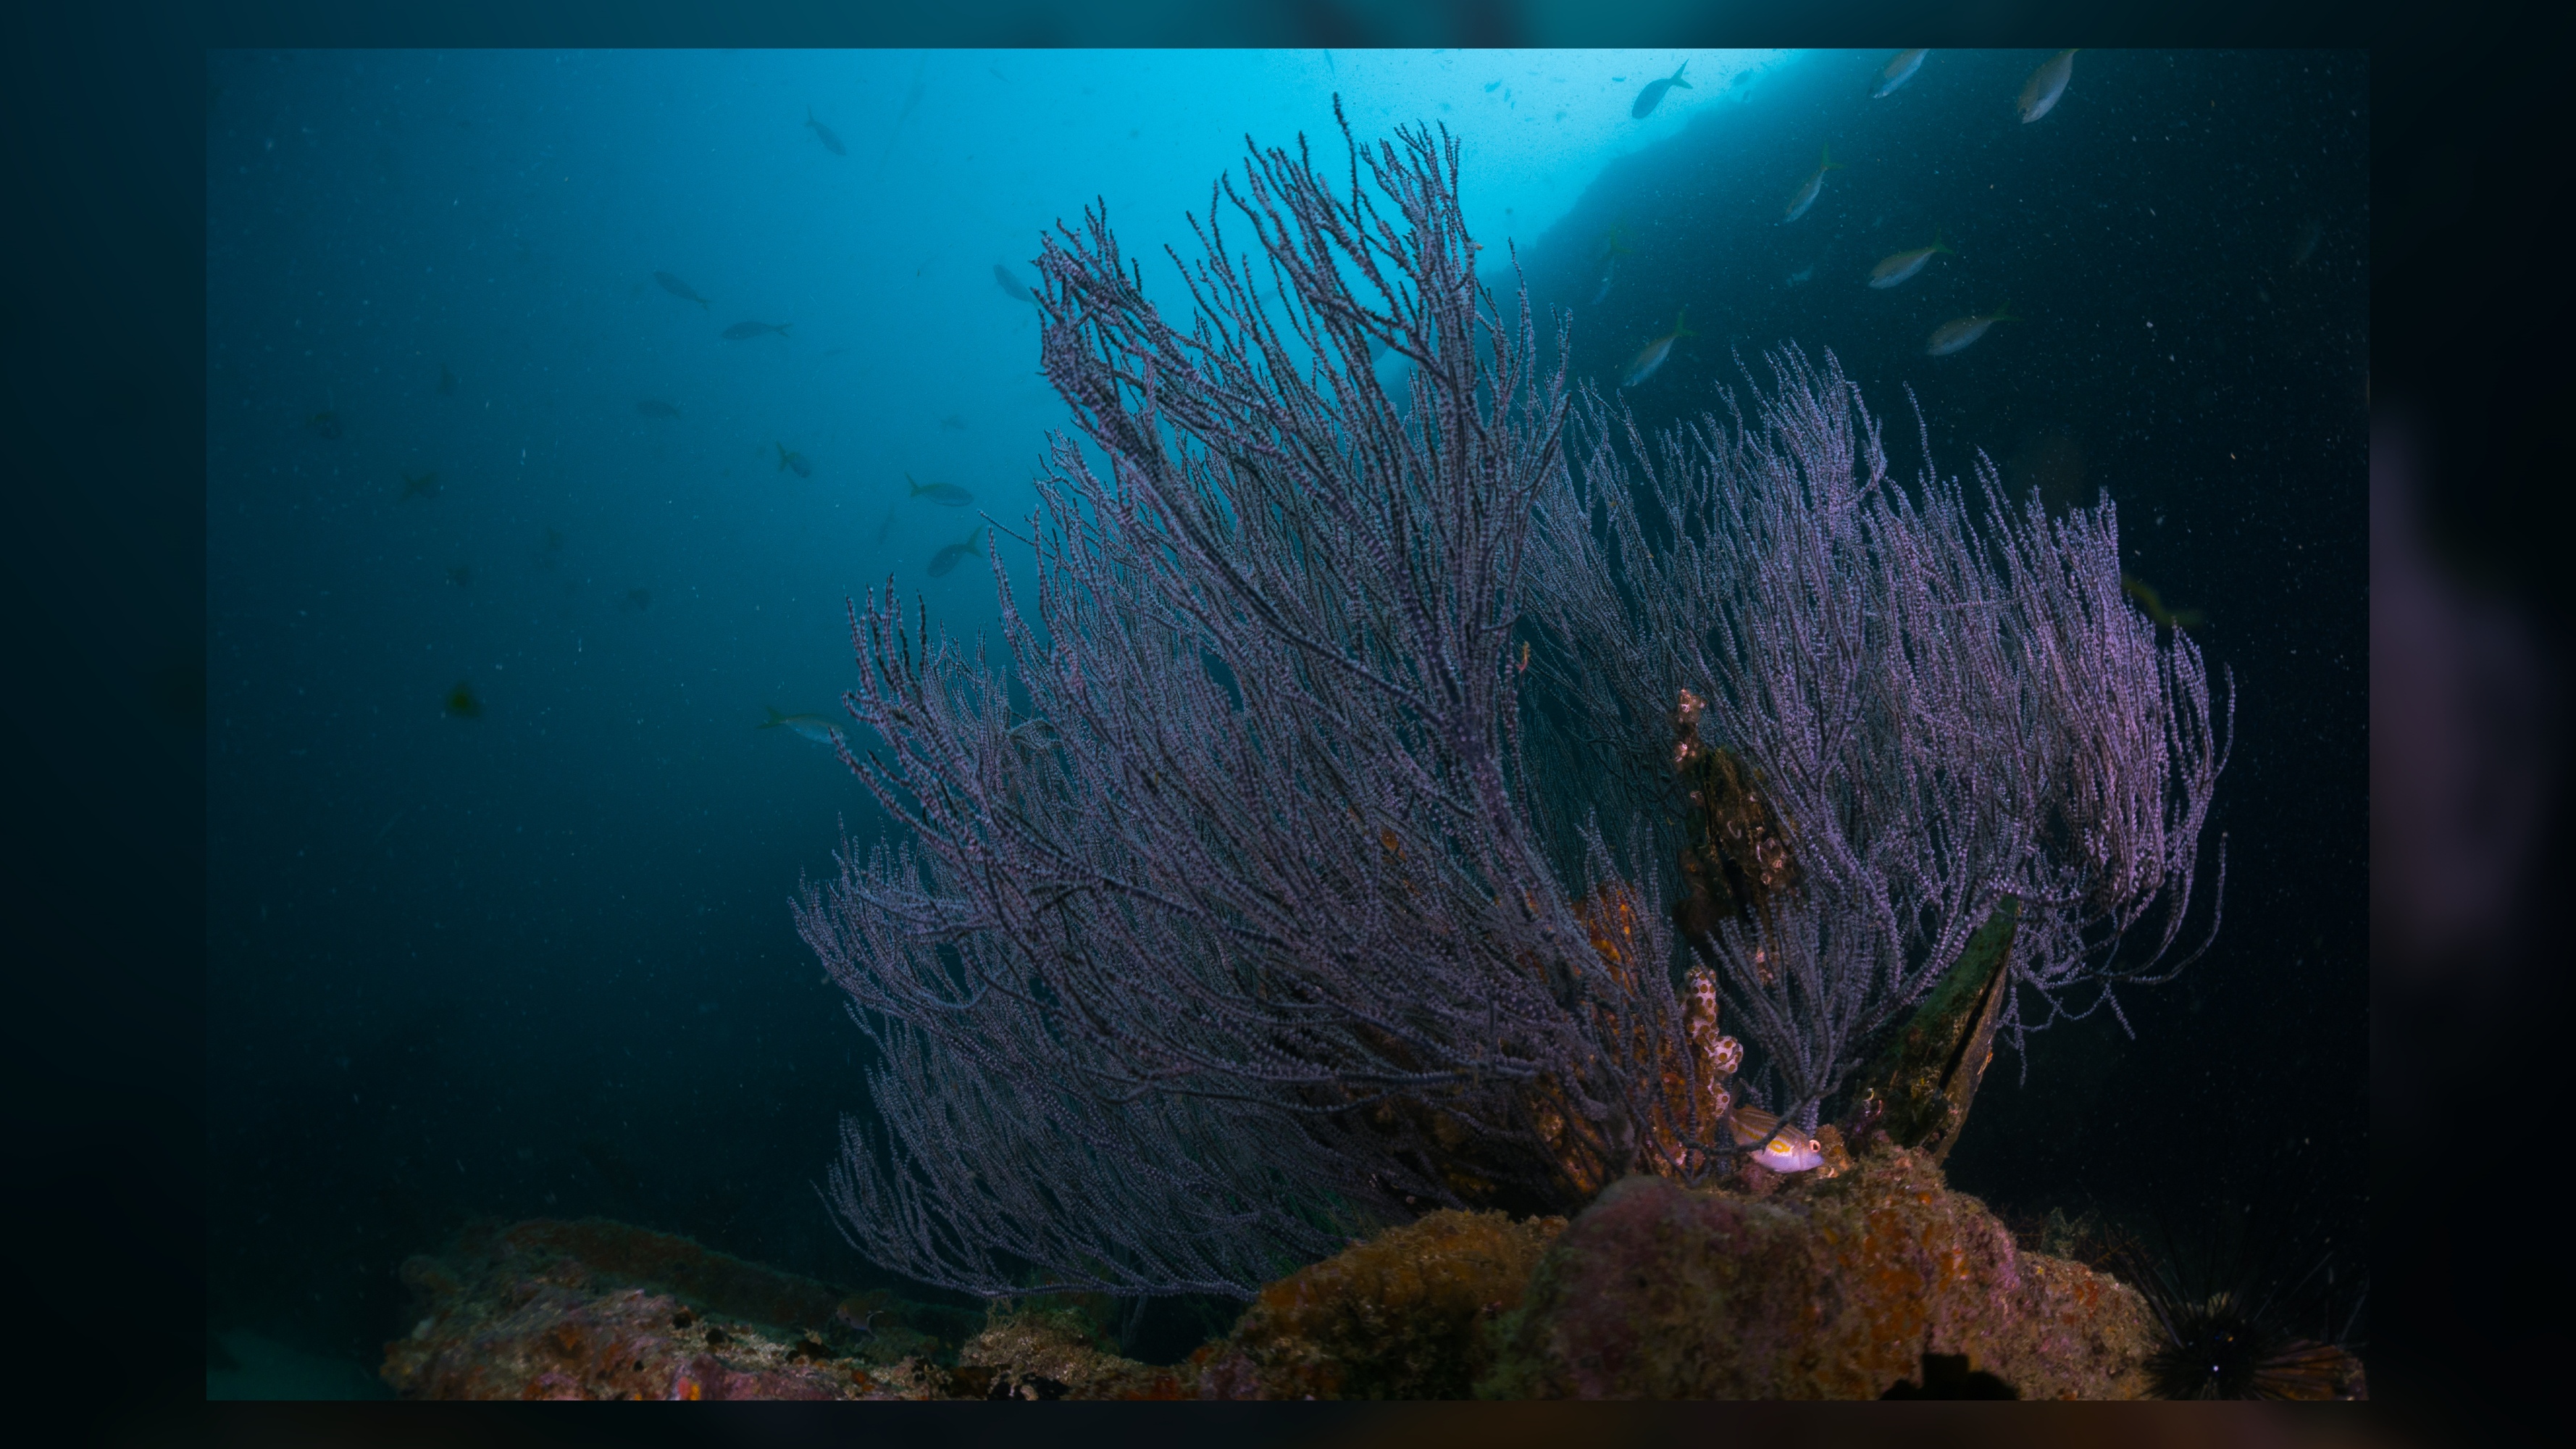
1867 232 1955 289
653 271 711 308
1621 309 1695 388
777 443 813 478
759 706 845 747
806 107 846 156
1873 49 1928 99
637 398 682 419
436 364 457 396
722 320 793 340
307 410 343 439
1781 143 1844 224
2018 49 2078 124
1925 305 2020 356
1632 61 1691 118
906 473 972 506
443 680 483 718
927 524 985 578
401 470 440 501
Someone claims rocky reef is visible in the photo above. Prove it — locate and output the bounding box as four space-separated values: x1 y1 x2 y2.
386 1140 2213 1399
1481 1143 2154 1398
380 1216 977 1400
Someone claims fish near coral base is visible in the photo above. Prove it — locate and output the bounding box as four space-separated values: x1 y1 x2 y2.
1480 1146 2157 1399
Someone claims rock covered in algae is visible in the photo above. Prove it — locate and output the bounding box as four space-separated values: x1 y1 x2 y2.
955 1303 1192 1400
1189 1208 1568 1399
1480 1145 2157 1399
379 1216 969 1399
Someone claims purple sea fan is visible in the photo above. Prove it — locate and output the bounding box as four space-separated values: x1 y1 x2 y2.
1518 349 2231 1133
797 105 2230 1302
796 104 1715 1298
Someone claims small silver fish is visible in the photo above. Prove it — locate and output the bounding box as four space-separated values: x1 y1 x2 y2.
2018 49 2077 124
1868 233 1955 289
722 320 792 340
1873 49 1928 99
1621 309 1695 388
1781 143 1844 224
1926 305 2019 356
758 706 844 747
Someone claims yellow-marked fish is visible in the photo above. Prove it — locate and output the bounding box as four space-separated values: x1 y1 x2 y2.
1873 49 1928 99
1727 1105 1776 1146
1925 304 2019 356
1753 1131 1826 1172
1868 230 1956 289
1726 1106 1825 1172
2018 49 2078 124
1621 308 1695 388
1781 143 1844 224
2121 574 2205 632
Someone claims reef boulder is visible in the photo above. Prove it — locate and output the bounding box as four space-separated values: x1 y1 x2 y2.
1192 1208 1568 1399
1481 1145 2156 1399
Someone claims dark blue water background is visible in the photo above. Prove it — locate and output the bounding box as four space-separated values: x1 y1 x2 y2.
209 49 2364 1387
